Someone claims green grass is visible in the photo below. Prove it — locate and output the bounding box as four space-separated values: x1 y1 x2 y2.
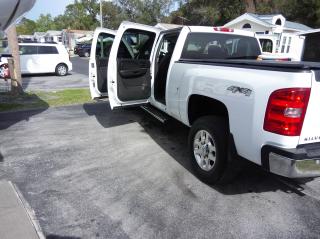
0 88 94 112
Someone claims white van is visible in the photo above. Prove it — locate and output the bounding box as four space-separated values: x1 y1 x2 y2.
18 43 73 76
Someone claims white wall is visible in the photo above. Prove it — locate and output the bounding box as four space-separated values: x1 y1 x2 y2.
227 20 271 33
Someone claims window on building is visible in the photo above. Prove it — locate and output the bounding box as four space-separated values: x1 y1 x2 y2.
275 19 282 25
281 36 287 53
242 23 251 29
286 37 292 53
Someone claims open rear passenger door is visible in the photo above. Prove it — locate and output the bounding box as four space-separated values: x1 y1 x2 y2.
89 28 116 99
108 22 161 109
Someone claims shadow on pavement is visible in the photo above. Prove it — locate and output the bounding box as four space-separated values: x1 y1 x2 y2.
83 102 138 129
0 151 3 162
46 235 81 239
0 93 49 130
82 101 307 196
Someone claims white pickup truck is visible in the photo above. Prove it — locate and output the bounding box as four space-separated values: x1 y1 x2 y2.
89 22 320 184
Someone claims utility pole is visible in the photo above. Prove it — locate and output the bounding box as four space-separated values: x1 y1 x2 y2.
100 0 103 28
6 24 22 95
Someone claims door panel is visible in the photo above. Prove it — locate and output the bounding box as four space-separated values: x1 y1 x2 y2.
89 28 116 99
108 22 161 109
117 59 151 101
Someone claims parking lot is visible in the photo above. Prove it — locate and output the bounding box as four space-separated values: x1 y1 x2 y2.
20 56 89 92
1 101 320 238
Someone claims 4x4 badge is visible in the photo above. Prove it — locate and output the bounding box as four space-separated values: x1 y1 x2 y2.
227 86 252 97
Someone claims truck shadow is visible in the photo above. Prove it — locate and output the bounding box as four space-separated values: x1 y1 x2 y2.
83 101 314 196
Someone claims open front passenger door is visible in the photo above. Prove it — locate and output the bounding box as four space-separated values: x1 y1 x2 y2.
89 28 116 99
108 22 161 109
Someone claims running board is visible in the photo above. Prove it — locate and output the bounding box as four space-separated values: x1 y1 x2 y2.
140 105 169 123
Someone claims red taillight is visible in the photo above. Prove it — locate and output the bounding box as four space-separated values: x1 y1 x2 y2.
264 88 311 136
213 27 234 32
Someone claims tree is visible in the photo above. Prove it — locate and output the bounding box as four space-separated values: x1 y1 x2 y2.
170 0 245 26
35 14 56 32
101 1 126 29
54 1 99 30
16 18 37 35
116 0 175 25
6 25 22 95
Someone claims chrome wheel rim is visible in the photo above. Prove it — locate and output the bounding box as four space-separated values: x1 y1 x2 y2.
193 130 216 171
58 66 67 75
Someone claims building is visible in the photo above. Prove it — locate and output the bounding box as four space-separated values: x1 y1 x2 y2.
33 32 46 43
44 30 62 43
224 13 312 34
224 13 313 54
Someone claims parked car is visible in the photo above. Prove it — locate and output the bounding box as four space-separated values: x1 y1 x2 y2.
74 43 84 55
16 43 72 76
90 22 320 184
0 56 10 79
77 43 92 57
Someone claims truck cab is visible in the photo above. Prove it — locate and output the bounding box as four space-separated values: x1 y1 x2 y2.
90 22 320 184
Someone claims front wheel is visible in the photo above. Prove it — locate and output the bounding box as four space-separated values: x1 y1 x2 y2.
188 116 228 185
55 64 68 76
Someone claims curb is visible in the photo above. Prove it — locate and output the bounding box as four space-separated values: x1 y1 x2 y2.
10 182 45 239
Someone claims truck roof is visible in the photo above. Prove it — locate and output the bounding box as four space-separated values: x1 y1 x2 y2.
119 21 256 38
187 26 256 37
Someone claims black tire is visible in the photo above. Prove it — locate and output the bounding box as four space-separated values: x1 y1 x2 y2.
55 64 68 76
188 116 228 185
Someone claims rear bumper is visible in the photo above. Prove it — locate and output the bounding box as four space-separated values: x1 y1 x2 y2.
261 144 320 178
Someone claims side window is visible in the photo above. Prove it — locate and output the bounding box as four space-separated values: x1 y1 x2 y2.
156 33 178 64
117 29 156 60
302 32 320 62
259 39 273 53
38 46 58 54
96 33 114 58
19 45 37 55
181 33 261 60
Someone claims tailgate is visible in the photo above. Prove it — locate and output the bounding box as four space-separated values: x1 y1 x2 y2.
299 71 320 144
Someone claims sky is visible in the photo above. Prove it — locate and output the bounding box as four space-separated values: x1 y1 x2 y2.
25 0 75 20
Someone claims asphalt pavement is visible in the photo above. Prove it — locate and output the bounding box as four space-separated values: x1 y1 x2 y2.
0 102 320 238
20 56 89 92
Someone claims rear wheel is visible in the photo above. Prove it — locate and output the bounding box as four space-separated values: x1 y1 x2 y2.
55 64 68 76
188 116 228 184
